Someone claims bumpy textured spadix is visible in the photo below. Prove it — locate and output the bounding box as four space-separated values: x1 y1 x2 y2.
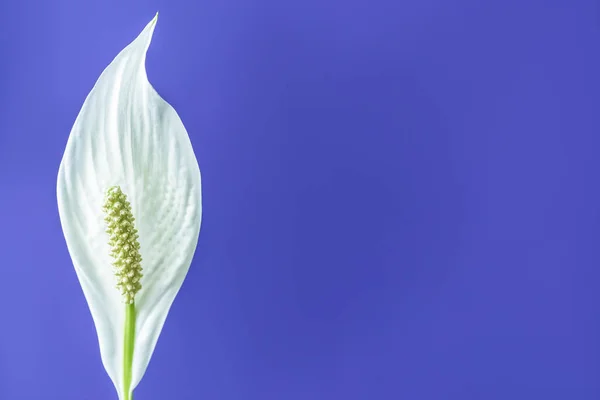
103 186 143 304
56 14 202 400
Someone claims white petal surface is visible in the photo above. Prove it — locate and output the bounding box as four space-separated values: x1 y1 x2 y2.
57 15 201 398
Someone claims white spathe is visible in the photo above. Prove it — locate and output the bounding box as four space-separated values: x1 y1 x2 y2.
57 14 201 399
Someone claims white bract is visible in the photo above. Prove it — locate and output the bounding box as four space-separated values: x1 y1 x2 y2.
57 14 201 399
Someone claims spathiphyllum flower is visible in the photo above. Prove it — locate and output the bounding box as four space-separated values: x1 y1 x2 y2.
56 14 202 400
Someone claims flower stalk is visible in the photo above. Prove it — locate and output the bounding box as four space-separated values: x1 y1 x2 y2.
123 302 136 400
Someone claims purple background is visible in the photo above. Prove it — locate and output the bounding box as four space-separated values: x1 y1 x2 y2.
1 0 599 399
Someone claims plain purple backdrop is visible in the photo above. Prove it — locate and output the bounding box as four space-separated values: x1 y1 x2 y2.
0 0 599 399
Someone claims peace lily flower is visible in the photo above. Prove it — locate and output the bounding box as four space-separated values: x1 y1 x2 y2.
56 14 202 400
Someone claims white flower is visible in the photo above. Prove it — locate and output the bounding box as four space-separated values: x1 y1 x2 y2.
57 14 202 400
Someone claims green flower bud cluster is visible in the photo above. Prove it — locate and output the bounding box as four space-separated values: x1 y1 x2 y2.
102 186 143 304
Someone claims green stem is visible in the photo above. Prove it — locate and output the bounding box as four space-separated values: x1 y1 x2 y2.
123 302 136 400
